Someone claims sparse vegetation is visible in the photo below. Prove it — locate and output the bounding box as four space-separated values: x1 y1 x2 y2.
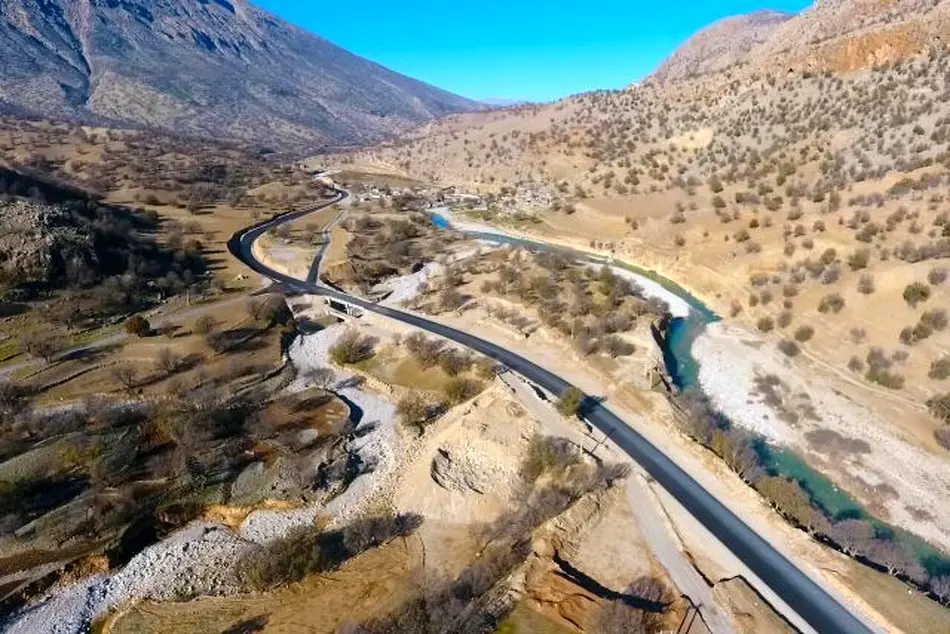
903 282 931 308
556 386 585 418
329 330 376 365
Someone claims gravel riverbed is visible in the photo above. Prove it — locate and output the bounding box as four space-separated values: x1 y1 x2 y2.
693 321 950 552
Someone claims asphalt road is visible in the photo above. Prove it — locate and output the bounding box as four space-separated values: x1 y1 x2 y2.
228 189 877 634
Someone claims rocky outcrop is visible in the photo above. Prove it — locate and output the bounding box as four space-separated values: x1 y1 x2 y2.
0 199 96 288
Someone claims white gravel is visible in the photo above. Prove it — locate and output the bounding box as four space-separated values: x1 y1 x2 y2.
693 321 950 552
241 324 400 541
3 326 402 634
372 261 441 306
2 524 249 634
371 245 492 307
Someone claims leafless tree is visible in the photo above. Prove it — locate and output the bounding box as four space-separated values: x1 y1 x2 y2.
111 364 139 394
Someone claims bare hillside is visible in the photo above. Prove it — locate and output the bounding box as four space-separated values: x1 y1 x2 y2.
651 10 794 83
750 0 950 73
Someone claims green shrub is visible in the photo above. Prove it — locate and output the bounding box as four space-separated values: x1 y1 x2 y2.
557 386 585 418
521 435 581 482
903 282 931 308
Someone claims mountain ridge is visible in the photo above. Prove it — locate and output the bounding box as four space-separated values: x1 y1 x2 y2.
650 9 796 83
0 0 484 150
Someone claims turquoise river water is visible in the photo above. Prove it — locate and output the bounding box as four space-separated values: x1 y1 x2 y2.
431 211 950 575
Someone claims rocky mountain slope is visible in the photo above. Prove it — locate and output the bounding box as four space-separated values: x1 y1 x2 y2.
651 10 794 83
653 0 950 82
0 0 482 150
749 0 950 73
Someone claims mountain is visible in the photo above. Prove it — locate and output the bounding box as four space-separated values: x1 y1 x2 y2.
651 9 795 83
652 1 950 84
748 0 950 74
480 98 532 108
0 0 483 149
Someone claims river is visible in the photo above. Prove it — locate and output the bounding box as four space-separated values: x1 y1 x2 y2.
430 209 950 576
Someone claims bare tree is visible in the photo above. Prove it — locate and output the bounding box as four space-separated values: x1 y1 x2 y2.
397 393 431 435
112 364 139 394
829 519 875 557
156 347 181 376
19 332 61 364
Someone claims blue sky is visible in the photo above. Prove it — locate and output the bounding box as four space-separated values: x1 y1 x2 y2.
254 0 811 102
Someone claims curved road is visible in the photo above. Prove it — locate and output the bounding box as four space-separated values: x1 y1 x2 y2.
228 189 875 634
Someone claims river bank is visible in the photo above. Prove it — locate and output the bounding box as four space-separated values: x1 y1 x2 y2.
429 205 950 590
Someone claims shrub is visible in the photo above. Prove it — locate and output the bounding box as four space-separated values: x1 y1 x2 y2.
921 309 948 332
899 327 917 346
778 340 800 357
125 315 151 338
929 267 948 286
329 330 375 365
794 325 815 342
819 248 837 266
445 378 482 405
155 348 181 376
521 435 581 481
857 274 875 294
929 357 950 381
867 366 905 390
436 349 472 377
757 316 775 333
557 386 585 418
848 248 870 271
712 195 727 209
817 293 845 314
240 515 422 590
603 335 636 358
404 332 445 368
847 356 865 373
194 315 215 335
821 264 840 285
777 311 793 328
928 394 950 424
397 393 432 434
903 282 931 308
